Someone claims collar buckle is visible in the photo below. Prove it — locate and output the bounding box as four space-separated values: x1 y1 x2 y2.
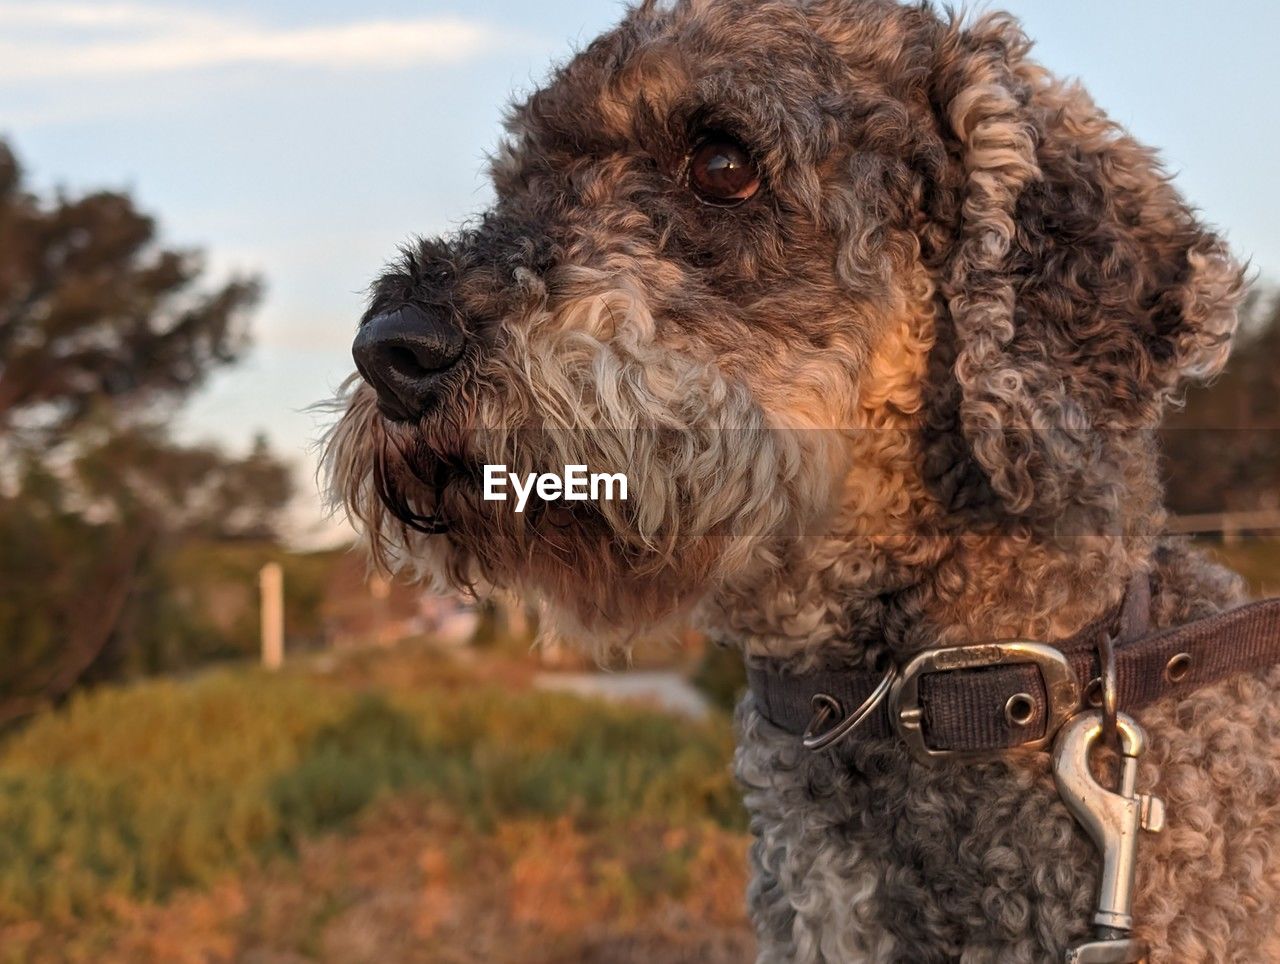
889 640 1080 766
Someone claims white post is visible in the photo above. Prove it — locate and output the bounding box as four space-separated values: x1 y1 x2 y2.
369 574 391 646
1222 514 1241 548
260 562 284 669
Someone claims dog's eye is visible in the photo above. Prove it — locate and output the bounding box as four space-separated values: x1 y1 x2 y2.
687 134 760 206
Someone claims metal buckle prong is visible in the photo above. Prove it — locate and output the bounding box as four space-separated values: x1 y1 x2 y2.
889 641 1080 766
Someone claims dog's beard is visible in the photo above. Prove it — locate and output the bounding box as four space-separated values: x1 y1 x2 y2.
322 379 457 570
323 398 756 642
371 425 448 537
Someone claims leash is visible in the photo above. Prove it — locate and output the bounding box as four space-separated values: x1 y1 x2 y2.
746 574 1280 962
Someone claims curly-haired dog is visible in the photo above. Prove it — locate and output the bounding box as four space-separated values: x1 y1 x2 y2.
325 1 1280 960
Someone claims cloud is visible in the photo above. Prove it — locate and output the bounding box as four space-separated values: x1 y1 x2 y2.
0 3 515 80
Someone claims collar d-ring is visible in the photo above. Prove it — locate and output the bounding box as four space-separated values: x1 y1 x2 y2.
1097 632 1119 750
802 662 898 751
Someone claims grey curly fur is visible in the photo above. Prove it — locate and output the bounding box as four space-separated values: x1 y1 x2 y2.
323 1 1279 959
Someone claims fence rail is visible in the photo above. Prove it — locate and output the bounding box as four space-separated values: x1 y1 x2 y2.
1166 509 1280 545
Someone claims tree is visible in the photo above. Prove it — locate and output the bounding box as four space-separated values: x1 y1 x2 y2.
0 139 288 725
0 456 155 725
1161 291 1280 515
0 140 260 438
74 426 293 541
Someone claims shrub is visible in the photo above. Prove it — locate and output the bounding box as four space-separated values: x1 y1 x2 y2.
0 660 742 925
691 641 748 713
0 671 345 922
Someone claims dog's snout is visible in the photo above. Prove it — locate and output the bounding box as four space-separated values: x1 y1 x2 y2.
352 305 465 420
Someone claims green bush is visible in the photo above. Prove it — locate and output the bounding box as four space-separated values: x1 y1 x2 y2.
0 671 344 922
691 642 748 714
0 662 742 925
269 695 430 836
165 540 341 659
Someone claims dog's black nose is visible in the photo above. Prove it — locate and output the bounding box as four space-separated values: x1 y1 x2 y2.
352 305 465 420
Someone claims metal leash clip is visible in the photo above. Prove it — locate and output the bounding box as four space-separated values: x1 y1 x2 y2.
1052 709 1166 964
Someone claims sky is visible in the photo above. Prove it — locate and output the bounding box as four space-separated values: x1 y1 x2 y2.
4 0 1278 546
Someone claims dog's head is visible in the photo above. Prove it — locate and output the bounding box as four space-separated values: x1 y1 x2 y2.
324 0 1242 645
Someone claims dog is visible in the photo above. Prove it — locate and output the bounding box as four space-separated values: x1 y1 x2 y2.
324 1 1280 959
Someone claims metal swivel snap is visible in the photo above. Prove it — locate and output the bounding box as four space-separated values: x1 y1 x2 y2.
1052 710 1166 964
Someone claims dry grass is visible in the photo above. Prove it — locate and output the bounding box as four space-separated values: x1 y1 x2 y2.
2 798 753 964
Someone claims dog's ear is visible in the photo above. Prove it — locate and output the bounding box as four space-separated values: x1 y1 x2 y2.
927 14 1245 520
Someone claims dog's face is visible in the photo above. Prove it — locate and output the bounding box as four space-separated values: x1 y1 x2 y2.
326 0 1241 644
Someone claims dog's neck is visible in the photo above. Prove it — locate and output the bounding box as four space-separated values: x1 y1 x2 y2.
707 524 1152 672
705 298 1161 670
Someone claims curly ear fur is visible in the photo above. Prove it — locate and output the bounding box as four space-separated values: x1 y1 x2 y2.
933 13 1246 520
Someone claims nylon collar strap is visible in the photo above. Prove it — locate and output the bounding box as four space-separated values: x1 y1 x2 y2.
746 575 1280 765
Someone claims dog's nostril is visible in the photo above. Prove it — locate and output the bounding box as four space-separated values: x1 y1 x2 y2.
385 345 430 378
352 305 465 421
